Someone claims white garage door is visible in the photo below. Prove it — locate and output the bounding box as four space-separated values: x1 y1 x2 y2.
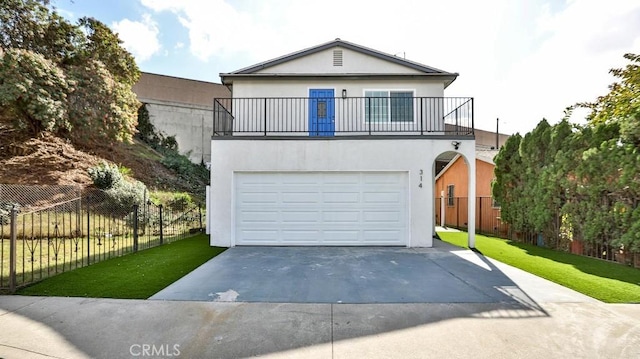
234 172 408 246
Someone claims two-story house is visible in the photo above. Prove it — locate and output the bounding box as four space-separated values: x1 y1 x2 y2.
209 39 476 248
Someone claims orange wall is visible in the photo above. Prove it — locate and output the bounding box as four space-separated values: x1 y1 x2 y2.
434 156 503 234
434 156 494 197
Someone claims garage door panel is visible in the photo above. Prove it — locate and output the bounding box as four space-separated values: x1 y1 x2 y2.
323 174 360 184
239 230 280 242
281 191 321 203
238 210 279 223
322 192 360 203
363 211 402 223
363 230 403 242
323 230 360 242
235 172 408 246
322 211 360 223
281 230 322 242
363 191 402 203
281 211 320 223
363 172 404 184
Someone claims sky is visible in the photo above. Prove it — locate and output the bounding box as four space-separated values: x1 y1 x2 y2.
54 0 640 135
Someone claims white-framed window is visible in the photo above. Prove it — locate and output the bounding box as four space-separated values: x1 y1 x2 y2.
447 184 455 206
364 90 415 123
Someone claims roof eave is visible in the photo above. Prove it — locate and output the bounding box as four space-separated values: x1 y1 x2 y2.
220 73 459 86
224 39 458 77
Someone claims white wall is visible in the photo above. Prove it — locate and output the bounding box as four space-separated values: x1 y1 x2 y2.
257 47 426 74
144 99 213 164
210 138 476 248
229 78 446 135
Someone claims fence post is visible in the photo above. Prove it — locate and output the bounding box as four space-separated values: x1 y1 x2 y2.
456 197 460 228
159 204 164 245
478 197 483 234
133 204 139 252
9 207 17 293
367 97 372 135
86 196 91 265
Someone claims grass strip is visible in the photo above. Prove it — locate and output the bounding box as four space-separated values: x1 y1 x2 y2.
17 234 225 299
437 231 640 303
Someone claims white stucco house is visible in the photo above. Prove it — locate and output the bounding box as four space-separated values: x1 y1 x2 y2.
209 39 476 248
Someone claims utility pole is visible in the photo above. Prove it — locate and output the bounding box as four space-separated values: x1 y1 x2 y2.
496 117 499 149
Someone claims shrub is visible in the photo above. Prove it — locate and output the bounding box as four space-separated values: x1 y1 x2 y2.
104 179 146 216
0 202 20 225
88 162 123 190
88 162 147 216
166 192 193 211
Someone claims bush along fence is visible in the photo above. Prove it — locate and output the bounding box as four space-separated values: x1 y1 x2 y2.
0 187 205 292
436 196 640 268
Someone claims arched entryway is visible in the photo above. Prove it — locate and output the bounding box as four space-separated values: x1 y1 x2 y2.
432 148 476 248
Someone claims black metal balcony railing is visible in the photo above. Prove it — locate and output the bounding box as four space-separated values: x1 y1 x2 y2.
213 97 473 137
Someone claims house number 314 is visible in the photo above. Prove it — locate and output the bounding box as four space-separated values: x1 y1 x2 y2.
418 169 423 188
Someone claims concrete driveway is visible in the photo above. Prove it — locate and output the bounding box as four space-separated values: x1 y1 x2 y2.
2 240 638 359
150 240 596 305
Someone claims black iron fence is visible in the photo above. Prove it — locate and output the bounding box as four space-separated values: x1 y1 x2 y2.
0 189 204 292
213 97 473 137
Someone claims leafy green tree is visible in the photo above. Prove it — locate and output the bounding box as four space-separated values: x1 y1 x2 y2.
66 60 139 143
492 133 529 233
579 53 640 147
0 0 82 64
0 0 140 143
0 48 70 134
76 17 139 86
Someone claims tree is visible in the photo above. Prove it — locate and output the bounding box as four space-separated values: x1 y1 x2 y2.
0 48 71 134
492 133 530 234
578 53 640 147
76 17 139 86
0 0 82 64
0 0 140 143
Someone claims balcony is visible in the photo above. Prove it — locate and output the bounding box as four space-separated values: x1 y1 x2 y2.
213 97 473 138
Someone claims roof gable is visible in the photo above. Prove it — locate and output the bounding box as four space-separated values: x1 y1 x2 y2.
221 39 458 85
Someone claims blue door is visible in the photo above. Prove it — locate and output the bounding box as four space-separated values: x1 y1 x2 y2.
309 89 335 136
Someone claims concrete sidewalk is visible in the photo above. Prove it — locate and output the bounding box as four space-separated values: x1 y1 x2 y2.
0 296 639 359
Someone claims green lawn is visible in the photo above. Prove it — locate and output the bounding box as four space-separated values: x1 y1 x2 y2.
17 234 225 299
437 231 640 303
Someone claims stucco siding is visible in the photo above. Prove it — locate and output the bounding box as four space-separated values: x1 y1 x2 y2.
227 79 446 135
210 138 476 248
255 47 426 75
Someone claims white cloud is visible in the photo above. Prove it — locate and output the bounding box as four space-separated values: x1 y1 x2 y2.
141 0 280 62
490 0 640 134
139 0 640 134
112 14 162 62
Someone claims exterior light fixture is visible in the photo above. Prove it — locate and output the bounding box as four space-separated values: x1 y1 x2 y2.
342 89 347 99
451 141 461 150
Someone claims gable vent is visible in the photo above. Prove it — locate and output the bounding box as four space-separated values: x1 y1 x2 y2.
333 49 343 66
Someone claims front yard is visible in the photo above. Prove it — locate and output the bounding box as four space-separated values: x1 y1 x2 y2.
437 231 640 303
17 234 225 299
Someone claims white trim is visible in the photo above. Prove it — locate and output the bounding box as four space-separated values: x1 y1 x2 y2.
230 171 237 247
362 89 417 124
